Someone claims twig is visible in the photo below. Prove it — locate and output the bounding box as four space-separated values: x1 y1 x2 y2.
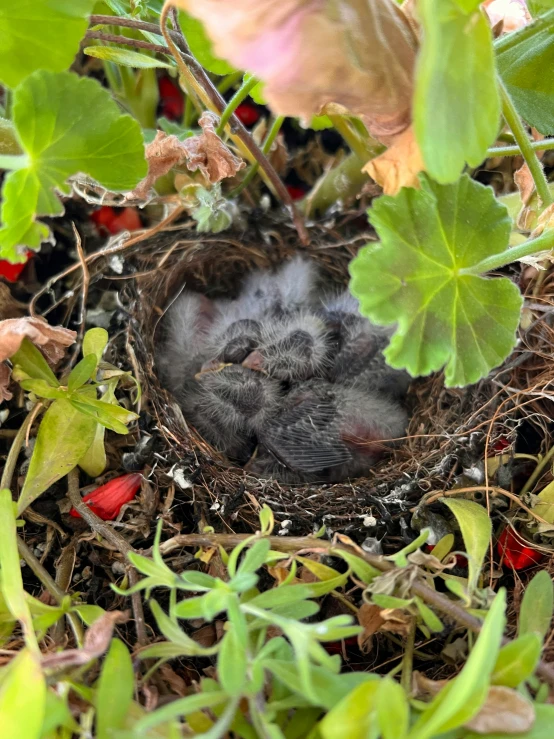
84 30 171 57
68 224 90 369
401 618 415 694
520 445 554 495
159 1 309 245
488 139 554 157
89 13 181 44
151 531 554 687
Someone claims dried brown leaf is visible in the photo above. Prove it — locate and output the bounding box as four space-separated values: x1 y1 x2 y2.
177 0 417 140
464 686 535 734
363 125 424 195
0 316 76 364
514 163 535 206
357 603 385 652
412 671 449 699
41 610 128 669
0 362 12 401
0 283 26 321
182 111 245 183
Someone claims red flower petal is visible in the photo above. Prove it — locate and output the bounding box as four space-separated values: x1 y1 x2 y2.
91 206 142 235
497 528 544 570
70 473 142 521
285 184 306 201
0 252 33 282
158 76 184 121
234 102 260 127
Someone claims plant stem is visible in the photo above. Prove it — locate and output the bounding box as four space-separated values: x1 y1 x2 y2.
228 115 285 198
520 444 554 496
488 139 554 157
461 226 554 275
327 114 382 162
84 30 171 57
216 75 259 136
400 618 415 694
0 412 34 490
301 152 369 217
499 79 552 207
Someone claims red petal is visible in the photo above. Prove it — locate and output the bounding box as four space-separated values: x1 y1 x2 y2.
497 528 544 570
285 184 306 201
91 206 141 235
0 252 33 282
70 473 142 520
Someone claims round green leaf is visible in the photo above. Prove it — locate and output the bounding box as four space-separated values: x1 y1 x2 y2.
83 46 172 69
83 327 109 363
414 0 500 183
349 174 522 388
0 0 96 88
178 11 235 75
0 70 147 261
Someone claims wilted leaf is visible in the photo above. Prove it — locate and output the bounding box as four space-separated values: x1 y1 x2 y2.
349 174 520 387
441 498 491 592
0 0 95 88
463 686 535 734
0 363 11 401
363 125 424 195
357 603 411 651
84 46 172 69
0 317 75 363
177 0 417 140
0 71 146 261
17 398 97 513
41 611 128 669
496 14 554 135
414 0 499 182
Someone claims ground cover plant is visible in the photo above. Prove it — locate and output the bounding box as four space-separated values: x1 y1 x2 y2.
1 0 554 737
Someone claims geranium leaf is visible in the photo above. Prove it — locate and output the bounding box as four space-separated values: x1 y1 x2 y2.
17 398 97 513
496 11 554 135
0 70 147 261
349 174 521 388
0 0 95 88
414 0 499 182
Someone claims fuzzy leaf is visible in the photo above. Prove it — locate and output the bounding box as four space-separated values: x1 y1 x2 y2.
84 46 172 69
496 13 554 135
441 498 491 593
0 649 46 738
0 0 95 88
83 328 108 362
491 633 542 687
319 680 380 738
349 174 520 387
17 398 97 513
0 70 146 261
68 354 98 392
518 569 554 640
95 639 134 739
414 0 499 182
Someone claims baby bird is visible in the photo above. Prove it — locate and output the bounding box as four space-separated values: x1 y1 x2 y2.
242 313 331 382
254 380 408 482
180 364 283 463
320 291 410 399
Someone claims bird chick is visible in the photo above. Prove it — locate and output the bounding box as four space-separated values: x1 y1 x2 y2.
256 380 408 482
180 364 282 463
242 312 331 382
321 291 410 399
156 290 217 396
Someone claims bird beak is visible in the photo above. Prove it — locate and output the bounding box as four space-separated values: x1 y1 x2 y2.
195 360 230 379
242 350 265 372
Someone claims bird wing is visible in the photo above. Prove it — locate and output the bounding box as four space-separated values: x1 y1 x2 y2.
259 398 351 473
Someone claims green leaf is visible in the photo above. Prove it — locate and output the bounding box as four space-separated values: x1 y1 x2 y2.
238 539 271 575
309 115 333 131
330 548 380 584
0 0 95 88
414 597 444 633
0 70 146 261
528 0 554 16
149 601 219 656
133 691 229 733
69 395 138 434
519 569 554 640
95 639 134 739
407 590 506 739
440 498 491 593
491 633 542 687
17 398 97 513
83 328 108 363
11 338 59 386
178 11 234 75
414 0 499 182
496 13 554 135
249 81 266 105
349 174 519 388
377 678 409 739
319 680 380 738
84 45 172 68
218 628 247 696
18 379 66 400
387 528 430 567
530 480 554 524
0 649 46 738
78 422 107 478
68 354 98 392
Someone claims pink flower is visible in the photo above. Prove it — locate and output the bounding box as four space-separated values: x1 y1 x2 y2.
70 473 142 520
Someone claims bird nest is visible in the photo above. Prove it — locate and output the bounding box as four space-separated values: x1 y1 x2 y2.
119 213 554 539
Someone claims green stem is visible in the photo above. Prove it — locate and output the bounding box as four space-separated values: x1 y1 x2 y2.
401 619 415 694
217 70 243 95
0 154 29 171
499 78 552 207
494 9 554 54
327 114 382 162
1 412 34 490
461 227 554 275
228 115 285 198
520 444 554 496
215 75 259 137
488 139 554 157
301 151 369 217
